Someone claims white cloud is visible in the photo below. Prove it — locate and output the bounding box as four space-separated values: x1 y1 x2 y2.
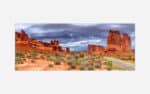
60 39 103 47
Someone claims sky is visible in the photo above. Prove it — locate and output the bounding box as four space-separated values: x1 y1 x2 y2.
15 23 135 51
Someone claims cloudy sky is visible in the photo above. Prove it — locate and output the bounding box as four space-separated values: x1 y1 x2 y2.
15 23 135 51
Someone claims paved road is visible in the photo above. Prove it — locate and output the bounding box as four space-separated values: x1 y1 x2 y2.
104 57 135 70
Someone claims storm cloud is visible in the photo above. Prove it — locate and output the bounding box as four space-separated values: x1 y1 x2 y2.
15 23 135 51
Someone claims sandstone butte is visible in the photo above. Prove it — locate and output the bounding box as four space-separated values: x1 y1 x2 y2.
16 29 134 55
88 29 134 55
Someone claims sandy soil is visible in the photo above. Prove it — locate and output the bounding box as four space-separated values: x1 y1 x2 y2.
15 52 108 71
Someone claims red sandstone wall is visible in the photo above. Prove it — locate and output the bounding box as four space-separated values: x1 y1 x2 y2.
15 30 69 53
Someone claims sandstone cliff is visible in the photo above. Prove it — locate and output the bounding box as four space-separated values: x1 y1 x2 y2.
15 30 69 53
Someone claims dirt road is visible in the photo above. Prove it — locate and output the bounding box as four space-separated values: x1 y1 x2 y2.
104 57 135 70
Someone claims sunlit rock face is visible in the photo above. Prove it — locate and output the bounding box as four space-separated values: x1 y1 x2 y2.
15 30 68 53
88 29 133 55
16 29 29 41
121 33 132 52
88 44 105 55
106 29 132 53
106 29 122 51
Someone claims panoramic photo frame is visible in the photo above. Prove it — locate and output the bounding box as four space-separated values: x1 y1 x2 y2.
15 23 135 71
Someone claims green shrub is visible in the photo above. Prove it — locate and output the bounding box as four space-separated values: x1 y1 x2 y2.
80 61 94 70
105 61 112 70
76 59 82 65
75 55 79 60
15 52 25 64
15 57 23 64
67 56 77 69
16 52 24 58
79 54 84 58
54 59 61 65
46 55 52 61
30 51 38 59
48 55 56 61
67 56 76 64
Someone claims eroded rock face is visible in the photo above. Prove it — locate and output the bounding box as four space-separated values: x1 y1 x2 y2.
106 29 122 51
16 30 29 41
121 33 132 52
16 29 133 55
88 44 104 54
88 29 133 55
106 29 132 53
106 29 134 55
15 30 68 53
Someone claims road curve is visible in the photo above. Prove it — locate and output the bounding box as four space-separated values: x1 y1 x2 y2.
104 57 135 70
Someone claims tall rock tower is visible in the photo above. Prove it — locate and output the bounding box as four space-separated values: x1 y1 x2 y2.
121 33 132 52
106 29 122 51
106 29 132 54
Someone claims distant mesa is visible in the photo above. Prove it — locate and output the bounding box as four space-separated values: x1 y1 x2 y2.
88 44 105 55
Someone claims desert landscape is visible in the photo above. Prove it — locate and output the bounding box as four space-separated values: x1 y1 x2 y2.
15 24 135 71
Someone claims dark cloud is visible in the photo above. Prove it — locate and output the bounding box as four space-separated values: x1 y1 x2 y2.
15 23 135 51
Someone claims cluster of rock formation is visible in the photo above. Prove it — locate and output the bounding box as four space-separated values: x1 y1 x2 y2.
16 29 133 55
16 30 29 41
15 30 70 53
88 29 133 55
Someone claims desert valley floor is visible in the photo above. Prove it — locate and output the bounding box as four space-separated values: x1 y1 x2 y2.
16 51 135 71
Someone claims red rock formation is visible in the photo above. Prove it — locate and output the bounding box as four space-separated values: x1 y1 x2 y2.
49 40 62 52
88 44 104 55
16 29 133 55
106 29 122 51
121 33 132 52
15 30 69 53
106 29 133 54
16 30 29 41
50 40 59 46
88 29 133 55
65 47 70 53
